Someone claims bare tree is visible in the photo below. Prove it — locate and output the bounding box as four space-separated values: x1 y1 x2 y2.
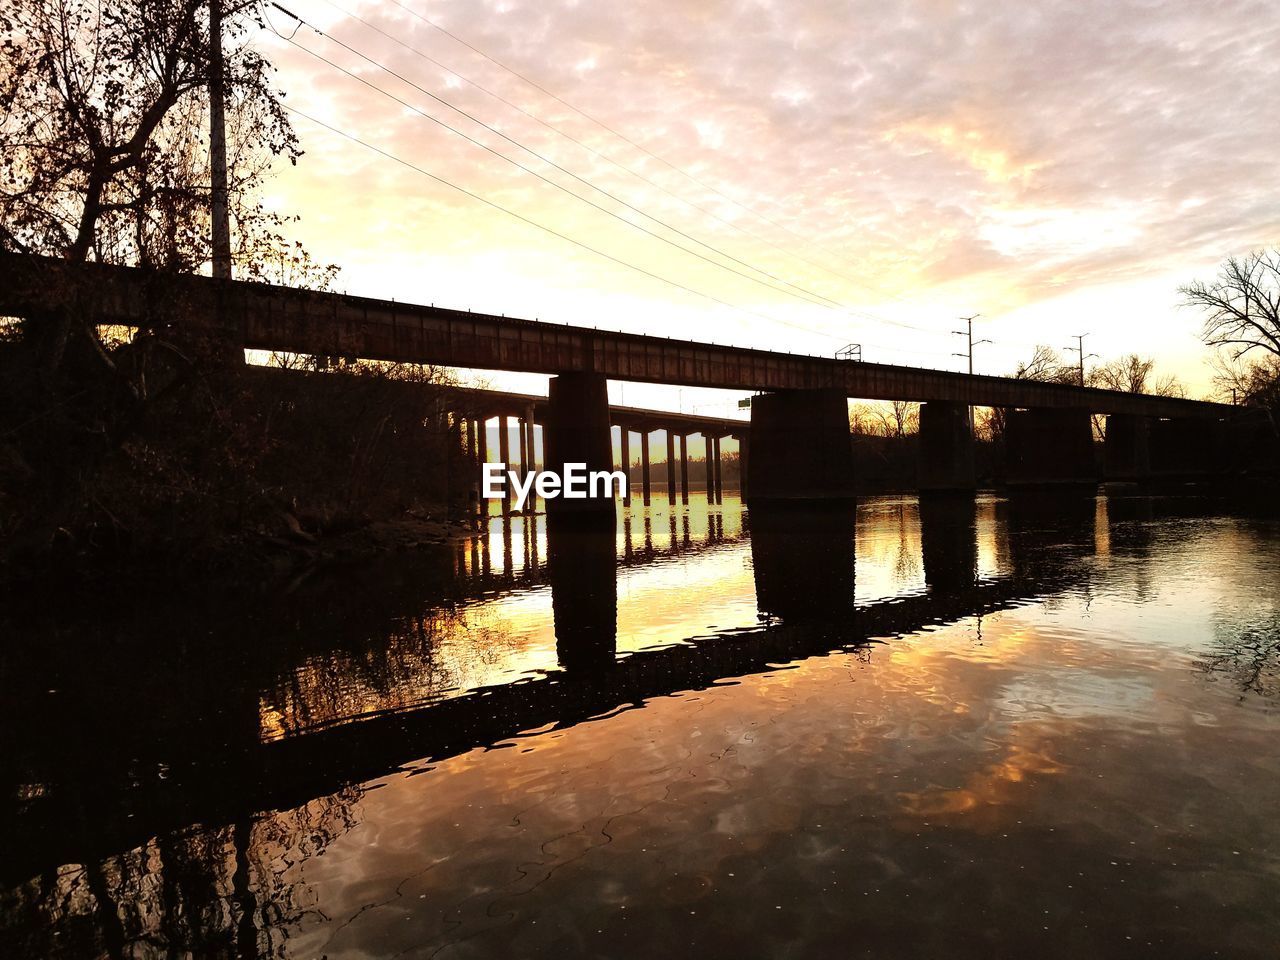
0 0 306 376
848 400 917 437
888 399 918 438
1088 354 1186 397
1210 351 1280 408
1014 344 1076 383
1181 249 1280 361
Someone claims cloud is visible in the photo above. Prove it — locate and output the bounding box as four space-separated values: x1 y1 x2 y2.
256 0 1280 389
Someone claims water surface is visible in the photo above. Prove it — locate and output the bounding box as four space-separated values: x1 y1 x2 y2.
2 491 1279 958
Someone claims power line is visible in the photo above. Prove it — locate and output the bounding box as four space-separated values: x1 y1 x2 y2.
277 105 792 326
275 11 848 314
267 18 961 351
267 108 966 365
374 0 953 322
265 7 983 356
311 0 871 300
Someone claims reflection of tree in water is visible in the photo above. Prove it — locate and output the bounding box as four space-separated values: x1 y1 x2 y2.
0 788 361 959
1195 615 1280 700
892 503 922 585
261 599 529 739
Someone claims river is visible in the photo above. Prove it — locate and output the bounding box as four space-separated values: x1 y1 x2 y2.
2 490 1278 958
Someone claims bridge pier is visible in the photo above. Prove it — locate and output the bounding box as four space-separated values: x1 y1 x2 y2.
640 430 652 506
464 418 479 511
619 427 632 506
1005 408 1096 487
918 400 976 491
524 409 537 512
1150 418 1219 478
498 415 513 512
710 435 722 503
666 431 677 504
1103 414 1151 482
738 435 750 501
477 416 490 517
746 389 855 502
545 372 614 514
517 412 529 488
679 435 690 504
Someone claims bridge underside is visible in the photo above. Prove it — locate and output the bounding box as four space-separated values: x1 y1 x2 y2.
3 252 1261 504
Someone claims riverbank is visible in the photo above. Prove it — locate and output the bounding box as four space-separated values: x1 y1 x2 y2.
0 508 474 602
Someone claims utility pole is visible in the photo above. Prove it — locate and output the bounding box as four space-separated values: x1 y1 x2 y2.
209 0 232 279
951 314 990 376
952 314 989 434
1064 333 1097 387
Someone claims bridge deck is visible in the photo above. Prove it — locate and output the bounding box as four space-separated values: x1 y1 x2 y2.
2 253 1231 419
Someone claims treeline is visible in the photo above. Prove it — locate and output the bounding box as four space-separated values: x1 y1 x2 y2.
0 344 468 582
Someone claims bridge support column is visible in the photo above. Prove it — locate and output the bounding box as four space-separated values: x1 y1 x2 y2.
519 412 535 514
477 417 489 518
746 388 855 502
517 413 529 479
619 427 631 506
716 437 725 502
525 409 537 512
545 372 614 514
1005 408 1096 487
918 401 975 491
738 435 749 501
666 431 677 504
640 430 652 506
710 436 721 503
499 415 513 513
1103 414 1151 481
465 418 479 509
679 435 690 505
1150 418 1219 478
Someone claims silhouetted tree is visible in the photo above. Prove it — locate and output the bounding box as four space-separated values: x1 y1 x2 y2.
848 400 917 437
1181 249 1280 361
1087 354 1185 397
0 0 311 378
1182 250 1280 411
1210 352 1280 409
1014 344 1077 384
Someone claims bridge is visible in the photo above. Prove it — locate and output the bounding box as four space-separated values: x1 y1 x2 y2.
2 252 1253 498
446 384 745 507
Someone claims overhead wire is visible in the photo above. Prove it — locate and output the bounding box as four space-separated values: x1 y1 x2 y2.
312 0 937 323
379 0 892 282
278 104 826 332
276 9 848 313
262 4 983 363
376 0 973 323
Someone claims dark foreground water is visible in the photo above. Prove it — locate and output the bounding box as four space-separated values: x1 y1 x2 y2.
2 491 1279 959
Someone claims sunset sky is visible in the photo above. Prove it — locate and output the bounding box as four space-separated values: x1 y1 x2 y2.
251 0 1280 412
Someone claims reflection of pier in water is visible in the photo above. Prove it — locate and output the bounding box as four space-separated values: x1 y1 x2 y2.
2 491 1115 886
452 499 743 593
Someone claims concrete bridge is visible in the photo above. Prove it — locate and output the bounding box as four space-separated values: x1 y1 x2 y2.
451 385 744 508
2 252 1251 498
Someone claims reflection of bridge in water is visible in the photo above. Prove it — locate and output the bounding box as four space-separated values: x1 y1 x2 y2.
1 490 1122 886
449 500 746 592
